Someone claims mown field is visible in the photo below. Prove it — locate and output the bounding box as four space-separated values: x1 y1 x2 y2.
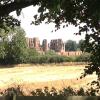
0 64 97 95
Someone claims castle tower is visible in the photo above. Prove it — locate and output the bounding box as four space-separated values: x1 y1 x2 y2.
33 37 40 50
42 39 48 51
50 39 64 52
26 37 34 48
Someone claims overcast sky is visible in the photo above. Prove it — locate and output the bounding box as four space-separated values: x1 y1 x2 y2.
10 6 85 44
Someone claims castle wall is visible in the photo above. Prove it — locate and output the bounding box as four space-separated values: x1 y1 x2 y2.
57 51 82 56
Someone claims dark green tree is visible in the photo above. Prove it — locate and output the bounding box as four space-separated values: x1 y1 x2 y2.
78 39 84 51
45 50 57 56
0 26 13 64
0 42 7 60
27 48 39 63
6 27 28 64
65 40 77 51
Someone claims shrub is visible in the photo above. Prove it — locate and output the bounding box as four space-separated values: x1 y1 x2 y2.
2 86 99 97
75 53 91 62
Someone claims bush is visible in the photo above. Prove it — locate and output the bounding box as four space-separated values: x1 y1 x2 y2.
2 86 99 97
64 57 74 62
75 53 91 62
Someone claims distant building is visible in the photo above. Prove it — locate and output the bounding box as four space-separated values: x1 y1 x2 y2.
26 37 34 48
57 51 82 56
26 37 40 51
50 39 65 52
33 37 40 51
26 37 82 56
42 39 48 52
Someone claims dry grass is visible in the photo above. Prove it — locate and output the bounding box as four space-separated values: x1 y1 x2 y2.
0 64 97 94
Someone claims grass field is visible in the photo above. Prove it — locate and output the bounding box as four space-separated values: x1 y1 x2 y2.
0 64 97 95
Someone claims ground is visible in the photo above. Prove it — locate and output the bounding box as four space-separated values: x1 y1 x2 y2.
0 64 97 95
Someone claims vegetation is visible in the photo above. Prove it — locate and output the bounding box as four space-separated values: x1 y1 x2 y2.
64 39 85 51
7 27 28 64
76 53 91 62
77 39 84 51
0 27 28 64
65 40 77 51
2 86 100 97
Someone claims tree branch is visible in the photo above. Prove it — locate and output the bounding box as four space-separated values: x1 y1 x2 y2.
0 0 39 16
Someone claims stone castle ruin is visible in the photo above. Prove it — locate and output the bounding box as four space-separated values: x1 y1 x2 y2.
26 37 82 56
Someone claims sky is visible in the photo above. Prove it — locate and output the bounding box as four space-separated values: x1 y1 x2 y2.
10 6 85 44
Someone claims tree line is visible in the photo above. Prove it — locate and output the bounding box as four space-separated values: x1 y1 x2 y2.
65 39 84 51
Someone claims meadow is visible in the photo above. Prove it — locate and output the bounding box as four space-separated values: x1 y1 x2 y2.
0 64 97 95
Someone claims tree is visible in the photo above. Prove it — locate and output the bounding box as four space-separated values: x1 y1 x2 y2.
6 27 28 64
0 42 7 60
45 50 57 56
0 0 100 82
78 39 84 51
27 48 39 63
65 40 77 51
76 53 91 62
0 26 13 64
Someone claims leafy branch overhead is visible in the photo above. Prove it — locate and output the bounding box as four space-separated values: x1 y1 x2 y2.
0 0 100 31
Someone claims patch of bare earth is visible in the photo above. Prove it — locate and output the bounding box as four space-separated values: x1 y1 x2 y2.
0 64 97 95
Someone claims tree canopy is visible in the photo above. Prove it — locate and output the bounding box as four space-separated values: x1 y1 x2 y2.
65 40 77 51
0 0 100 30
78 39 84 51
0 0 100 81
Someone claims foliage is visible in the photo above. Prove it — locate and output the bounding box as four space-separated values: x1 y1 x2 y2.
0 26 28 64
0 42 7 59
65 40 77 51
27 48 39 63
2 86 100 98
77 39 85 51
45 50 57 56
75 53 91 62
28 55 71 64
80 33 100 80
26 50 76 64
0 16 20 36
6 27 28 64
0 24 13 62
